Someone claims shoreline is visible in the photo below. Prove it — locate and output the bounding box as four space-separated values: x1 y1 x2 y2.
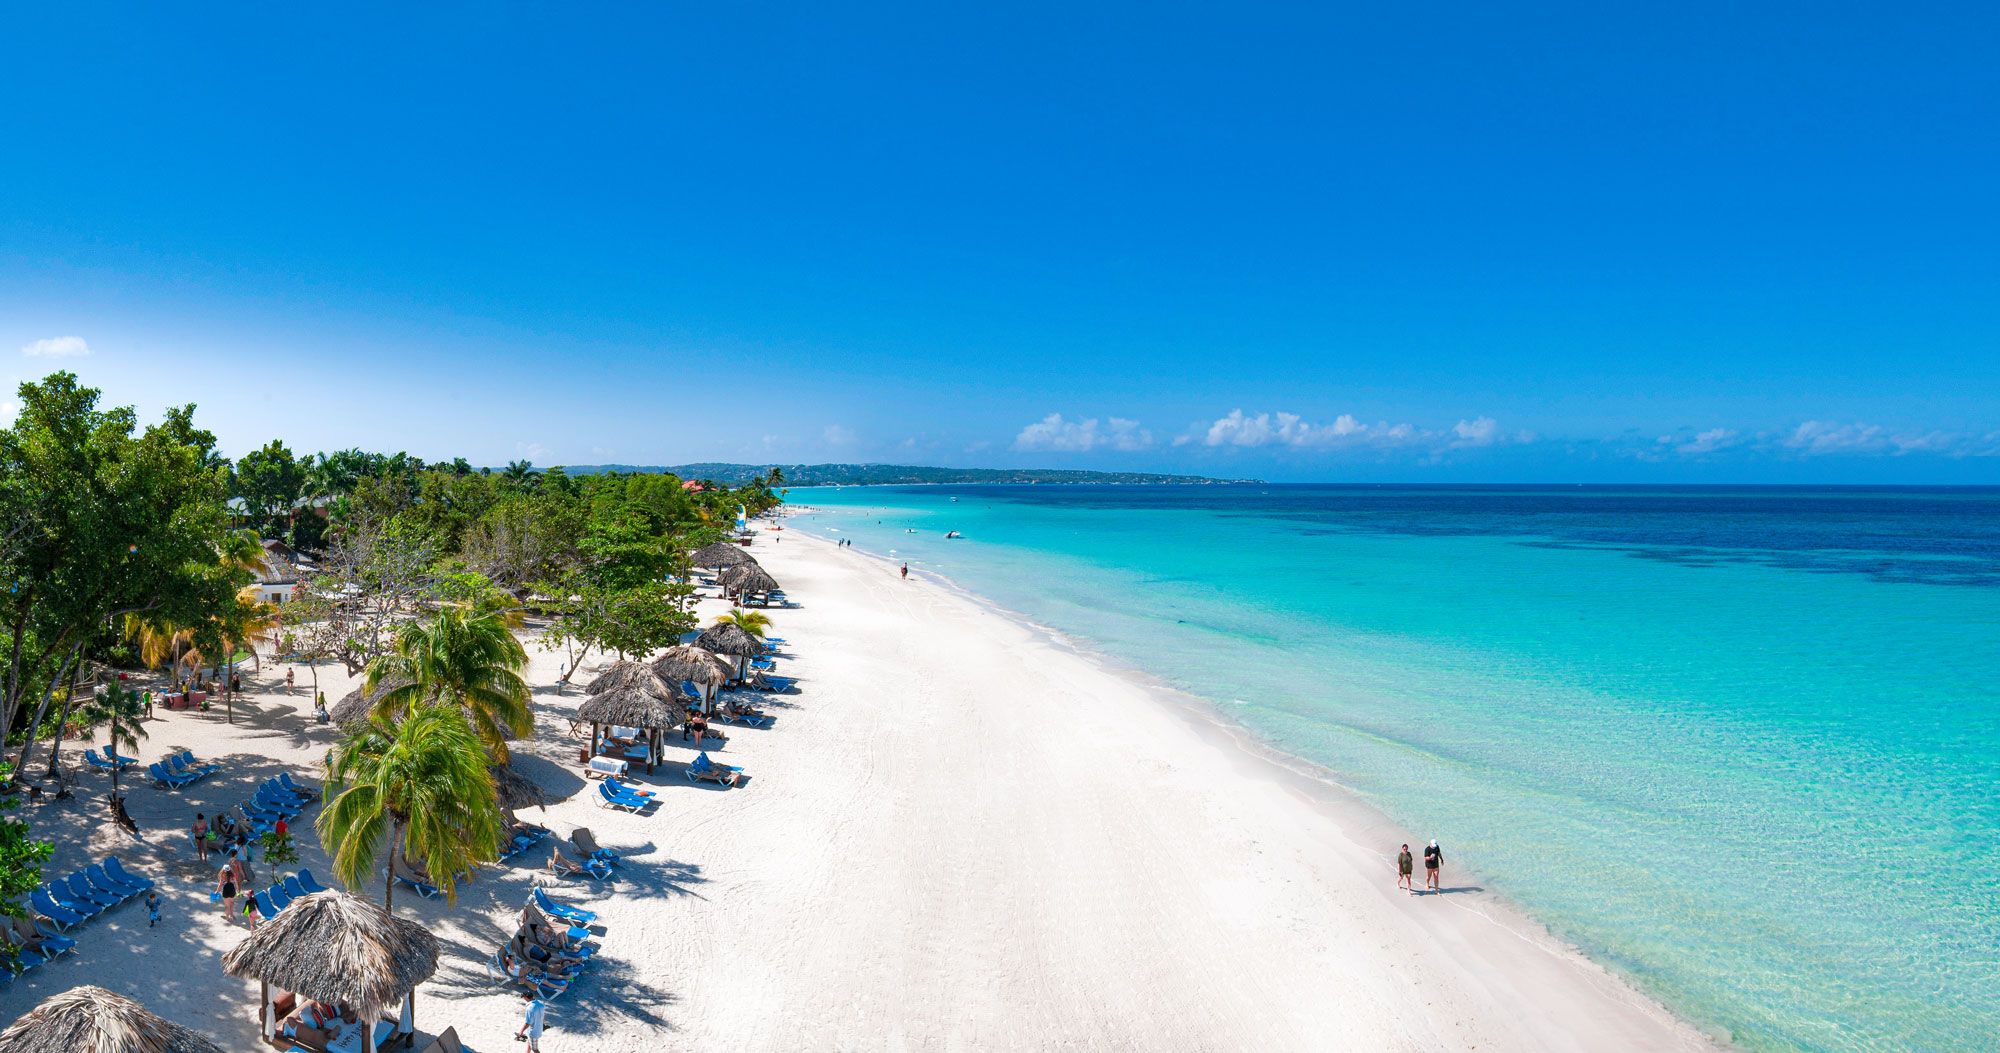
779 510 1723 1049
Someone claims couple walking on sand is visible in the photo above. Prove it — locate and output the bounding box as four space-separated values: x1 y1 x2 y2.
1396 840 1444 894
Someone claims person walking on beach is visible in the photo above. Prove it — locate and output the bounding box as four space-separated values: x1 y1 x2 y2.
145 891 160 928
1423 840 1443 892
516 991 548 1050
1396 843 1414 893
900 562 909 580
285 667 295 694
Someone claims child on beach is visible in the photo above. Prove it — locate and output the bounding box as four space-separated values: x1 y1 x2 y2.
146 891 160 928
1396 843 1414 893
516 991 547 1050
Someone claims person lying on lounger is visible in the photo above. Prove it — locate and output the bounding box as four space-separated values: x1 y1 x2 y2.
547 848 590 879
511 934 584 976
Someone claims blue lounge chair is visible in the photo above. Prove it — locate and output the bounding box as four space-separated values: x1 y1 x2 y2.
105 857 154 892
596 782 649 812
253 889 282 921
254 788 301 818
27 919 75 956
174 750 221 777
85 864 139 901
686 752 744 786
31 888 84 930
103 747 139 769
63 874 118 912
266 883 293 912
282 874 309 900
279 771 317 799
296 869 330 894
43 883 99 919
84 751 121 772
149 762 195 788
530 887 597 926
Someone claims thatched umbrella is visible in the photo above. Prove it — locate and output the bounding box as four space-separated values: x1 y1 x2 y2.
585 659 671 699
328 675 410 726
691 541 755 569
695 622 765 658
719 562 780 600
221 891 439 1052
491 763 548 810
652 644 733 707
576 685 688 772
0 986 224 1053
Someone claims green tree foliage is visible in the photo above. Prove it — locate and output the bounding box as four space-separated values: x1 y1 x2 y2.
232 438 306 535
318 706 501 911
0 762 52 920
364 607 534 762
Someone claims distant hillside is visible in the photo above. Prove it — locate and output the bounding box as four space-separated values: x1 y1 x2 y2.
562 462 1254 486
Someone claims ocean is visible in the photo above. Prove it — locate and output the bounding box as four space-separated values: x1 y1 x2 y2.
789 484 2000 1053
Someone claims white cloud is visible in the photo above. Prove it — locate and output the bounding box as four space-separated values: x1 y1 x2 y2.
514 441 548 462
1013 413 1153 452
1184 409 1526 453
1450 416 1500 447
823 424 857 447
0 399 16 425
1666 427 1741 456
1779 421 1973 457
21 336 89 358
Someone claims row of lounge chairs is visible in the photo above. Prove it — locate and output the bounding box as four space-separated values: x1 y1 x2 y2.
491 891 604 999
595 777 667 811
31 856 154 931
227 774 317 838
149 749 223 788
249 869 332 921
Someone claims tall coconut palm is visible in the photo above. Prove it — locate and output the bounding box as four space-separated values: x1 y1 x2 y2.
318 706 502 911
715 609 771 638
364 607 534 762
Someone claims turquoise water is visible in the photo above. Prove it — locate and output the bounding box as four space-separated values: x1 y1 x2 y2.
792 485 2000 1052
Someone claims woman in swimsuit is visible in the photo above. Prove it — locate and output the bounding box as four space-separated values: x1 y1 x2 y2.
218 865 238 921
1396 843 1414 893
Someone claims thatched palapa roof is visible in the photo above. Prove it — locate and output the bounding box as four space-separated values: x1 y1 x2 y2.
695 622 765 657
221 891 439 1011
492 763 549 810
690 541 755 569
719 563 780 596
0 986 225 1053
576 685 688 730
585 659 671 698
328 675 411 725
652 644 733 689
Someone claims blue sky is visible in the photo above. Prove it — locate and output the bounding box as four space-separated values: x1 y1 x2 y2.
2 3 1995 482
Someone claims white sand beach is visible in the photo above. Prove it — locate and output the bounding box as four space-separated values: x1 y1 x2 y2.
0 529 1717 1051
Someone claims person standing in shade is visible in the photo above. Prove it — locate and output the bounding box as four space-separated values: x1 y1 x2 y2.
285 667 295 694
516 991 547 1050
1396 843 1414 893
1423 839 1443 892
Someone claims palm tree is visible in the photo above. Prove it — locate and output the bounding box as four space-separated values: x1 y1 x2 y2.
76 682 147 797
715 609 771 638
364 607 534 762
318 706 502 911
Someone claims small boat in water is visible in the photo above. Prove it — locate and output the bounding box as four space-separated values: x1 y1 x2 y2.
944 530 963 539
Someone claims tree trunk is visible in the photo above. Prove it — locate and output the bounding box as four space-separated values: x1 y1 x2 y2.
15 644 81 778
45 660 86 778
384 819 402 913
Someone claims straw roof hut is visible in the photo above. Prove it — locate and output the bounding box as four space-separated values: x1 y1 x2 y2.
653 644 733 690
0 986 224 1053
719 563 780 598
328 675 411 725
691 541 755 569
576 685 688 772
576 685 688 731
695 622 765 657
221 891 438 1052
585 659 671 698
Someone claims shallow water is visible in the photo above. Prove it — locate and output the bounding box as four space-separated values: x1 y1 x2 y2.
791 484 2000 1053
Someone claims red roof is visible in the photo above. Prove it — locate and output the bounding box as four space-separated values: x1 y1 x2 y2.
682 480 708 491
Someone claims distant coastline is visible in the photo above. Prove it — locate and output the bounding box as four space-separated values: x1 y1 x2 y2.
563 462 1260 486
